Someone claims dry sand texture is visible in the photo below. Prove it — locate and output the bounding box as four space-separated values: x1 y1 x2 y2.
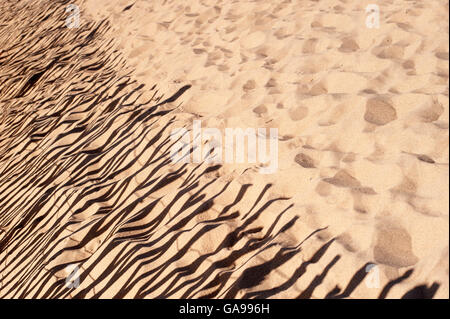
0 0 448 298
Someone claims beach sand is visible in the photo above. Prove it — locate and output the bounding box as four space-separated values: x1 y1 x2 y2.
0 0 448 298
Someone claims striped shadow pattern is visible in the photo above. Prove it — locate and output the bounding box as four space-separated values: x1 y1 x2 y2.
0 0 440 299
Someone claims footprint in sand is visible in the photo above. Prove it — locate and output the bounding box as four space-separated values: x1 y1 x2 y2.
374 222 419 268
364 98 397 126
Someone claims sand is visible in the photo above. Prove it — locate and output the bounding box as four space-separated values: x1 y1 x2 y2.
0 0 448 298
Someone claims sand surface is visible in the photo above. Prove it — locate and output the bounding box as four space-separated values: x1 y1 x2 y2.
0 0 448 298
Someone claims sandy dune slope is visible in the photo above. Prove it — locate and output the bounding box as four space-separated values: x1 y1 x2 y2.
0 0 448 298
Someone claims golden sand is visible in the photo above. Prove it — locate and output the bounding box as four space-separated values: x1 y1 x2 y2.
0 0 448 298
